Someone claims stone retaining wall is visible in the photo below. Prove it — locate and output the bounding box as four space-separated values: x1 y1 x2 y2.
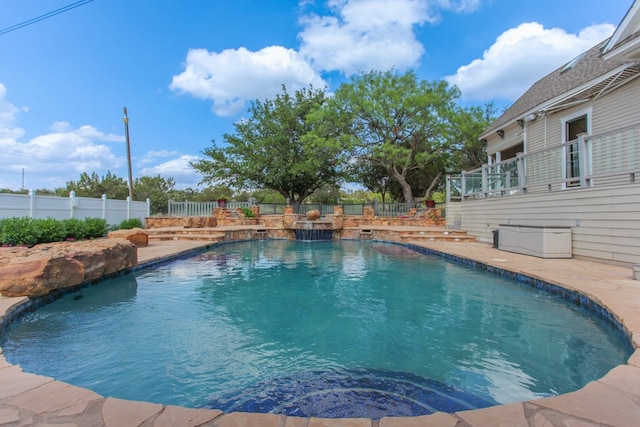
145 208 443 230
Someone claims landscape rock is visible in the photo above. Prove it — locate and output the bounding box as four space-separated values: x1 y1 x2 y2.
306 210 321 221
108 227 149 247
0 239 137 297
182 216 217 228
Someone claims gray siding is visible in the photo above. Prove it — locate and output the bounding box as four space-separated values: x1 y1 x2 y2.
491 78 640 157
457 184 640 267
593 76 640 134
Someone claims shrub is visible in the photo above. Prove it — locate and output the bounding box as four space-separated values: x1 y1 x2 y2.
117 218 143 230
62 218 87 240
83 217 108 239
240 207 255 218
0 217 39 247
34 218 66 243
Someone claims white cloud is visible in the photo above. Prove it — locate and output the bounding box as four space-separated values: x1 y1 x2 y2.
0 85 129 190
170 0 471 115
2 129 126 190
445 22 616 101
170 46 327 116
141 154 201 189
298 0 430 75
51 121 71 133
433 0 481 13
0 83 202 191
139 150 180 166
0 83 26 141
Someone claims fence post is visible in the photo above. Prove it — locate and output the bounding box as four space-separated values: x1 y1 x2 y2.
29 189 36 218
102 194 107 220
516 153 526 193
146 198 151 218
69 191 77 218
461 171 467 200
481 165 488 197
127 196 131 220
578 133 589 188
445 175 451 203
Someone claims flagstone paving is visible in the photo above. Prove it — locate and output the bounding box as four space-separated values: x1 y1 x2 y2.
1 234 640 426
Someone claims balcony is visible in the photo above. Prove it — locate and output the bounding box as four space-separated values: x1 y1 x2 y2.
449 125 640 200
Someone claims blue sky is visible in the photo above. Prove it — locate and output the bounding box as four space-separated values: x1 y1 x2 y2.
0 0 631 192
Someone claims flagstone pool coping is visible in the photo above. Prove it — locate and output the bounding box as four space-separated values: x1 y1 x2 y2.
1 234 640 426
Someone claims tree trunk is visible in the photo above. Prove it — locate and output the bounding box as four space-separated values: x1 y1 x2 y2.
389 169 414 203
423 172 442 201
401 184 413 203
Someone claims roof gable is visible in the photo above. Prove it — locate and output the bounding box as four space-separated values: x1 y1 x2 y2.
481 0 640 139
602 0 640 55
481 41 625 136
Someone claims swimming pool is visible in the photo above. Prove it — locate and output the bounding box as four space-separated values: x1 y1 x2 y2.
0 240 632 419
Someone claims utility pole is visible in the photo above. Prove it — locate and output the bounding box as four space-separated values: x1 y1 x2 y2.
122 107 134 201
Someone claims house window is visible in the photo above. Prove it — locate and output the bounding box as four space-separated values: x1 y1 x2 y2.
501 142 524 161
561 108 591 188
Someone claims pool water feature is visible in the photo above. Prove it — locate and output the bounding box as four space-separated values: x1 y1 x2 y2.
0 240 632 419
292 219 335 241
293 228 333 241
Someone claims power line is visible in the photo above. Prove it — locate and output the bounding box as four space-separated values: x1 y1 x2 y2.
0 0 96 37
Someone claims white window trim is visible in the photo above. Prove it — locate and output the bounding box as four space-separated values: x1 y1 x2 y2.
560 107 592 189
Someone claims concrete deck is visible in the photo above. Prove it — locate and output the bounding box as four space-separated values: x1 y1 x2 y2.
1 236 640 426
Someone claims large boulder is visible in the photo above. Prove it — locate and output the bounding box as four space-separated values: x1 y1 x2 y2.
306 210 321 221
0 239 137 297
108 227 149 247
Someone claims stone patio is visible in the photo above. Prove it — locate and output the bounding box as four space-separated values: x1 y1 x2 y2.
1 231 639 426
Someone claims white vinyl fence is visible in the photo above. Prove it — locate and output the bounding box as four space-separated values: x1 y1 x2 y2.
0 191 150 226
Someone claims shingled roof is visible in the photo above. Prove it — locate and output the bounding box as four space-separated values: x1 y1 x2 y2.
481 39 634 136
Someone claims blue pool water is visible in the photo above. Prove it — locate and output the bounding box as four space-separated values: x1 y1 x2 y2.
1 240 632 419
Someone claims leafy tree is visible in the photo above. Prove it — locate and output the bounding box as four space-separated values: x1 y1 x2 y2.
349 160 394 202
325 70 461 203
57 171 129 199
172 185 233 203
133 175 176 214
247 188 287 203
191 85 351 204
451 102 497 171
308 184 341 204
0 188 28 194
339 188 381 204
0 188 54 195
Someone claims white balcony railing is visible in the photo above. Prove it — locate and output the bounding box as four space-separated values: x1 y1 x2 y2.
451 125 640 201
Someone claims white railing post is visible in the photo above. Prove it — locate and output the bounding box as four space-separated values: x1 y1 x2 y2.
481 165 488 197
517 152 526 193
102 194 107 219
126 196 131 220
461 171 467 200
69 191 77 218
445 175 451 203
146 198 151 218
29 189 36 218
578 133 589 188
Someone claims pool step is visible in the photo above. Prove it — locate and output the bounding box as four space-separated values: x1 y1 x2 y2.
400 230 476 243
147 227 226 242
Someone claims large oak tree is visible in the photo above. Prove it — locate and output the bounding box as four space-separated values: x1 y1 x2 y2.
325 70 461 203
192 85 350 204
